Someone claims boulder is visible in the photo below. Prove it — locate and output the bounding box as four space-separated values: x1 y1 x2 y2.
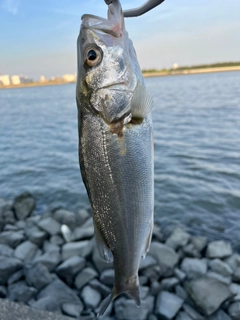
174 268 186 282
225 254 240 271
139 255 157 270
7 281 37 303
61 302 84 318
62 240 93 260
206 241 232 259
50 235 64 246
13 192 35 220
24 263 53 290
0 256 23 285
185 275 233 316
0 198 15 226
25 223 48 246
161 277 179 291
0 244 14 257
207 271 231 285
14 241 38 262
191 236 207 252
0 286 7 298
233 267 240 283
74 267 98 290
7 269 24 285
175 285 188 301
155 291 184 319
165 227 190 250
76 209 90 225
229 283 240 301
34 250 61 272
182 303 204 319
81 285 101 309
175 312 193 320
181 258 207 280
52 209 77 229
115 296 154 320
228 301 240 320
142 265 161 282
56 256 86 284
89 279 111 297
71 217 94 241
209 259 233 277
208 309 231 320
182 244 201 258
0 231 25 248
100 269 114 286
38 217 61 236
149 242 179 276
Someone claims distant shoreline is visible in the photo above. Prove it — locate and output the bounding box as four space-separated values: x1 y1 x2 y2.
1 66 240 89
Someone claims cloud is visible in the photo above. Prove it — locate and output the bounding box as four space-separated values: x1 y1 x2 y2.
2 0 20 14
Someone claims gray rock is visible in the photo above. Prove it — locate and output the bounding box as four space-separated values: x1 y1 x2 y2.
62 240 93 260
52 209 77 229
89 279 111 296
4 224 18 231
8 281 37 303
175 285 188 301
185 275 233 316
149 242 179 276
80 310 96 320
0 286 7 298
0 244 14 257
181 258 207 280
150 280 161 295
209 309 231 320
229 283 240 301
61 302 84 317
139 275 148 286
43 241 60 253
14 241 38 262
140 286 149 299
38 217 61 236
182 244 201 258
56 256 86 284
92 247 113 273
100 269 114 286
34 250 61 272
24 263 53 290
15 220 26 230
175 312 193 320
115 296 154 320
7 269 24 285
225 254 240 271
207 271 231 285
174 268 186 282
0 256 23 285
71 217 94 241
142 265 161 282
74 267 98 290
0 198 15 226
206 241 232 259
209 259 233 277
228 301 240 320
233 267 240 283
50 235 64 246
25 223 47 246
148 315 158 320
191 236 207 252
13 192 35 220
81 285 101 309
0 231 25 248
161 277 179 291
165 227 190 250
152 224 163 241
155 291 184 319
30 296 62 313
183 303 204 319
139 255 157 270
76 209 90 225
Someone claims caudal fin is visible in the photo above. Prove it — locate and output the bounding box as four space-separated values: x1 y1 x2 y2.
97 276 141 317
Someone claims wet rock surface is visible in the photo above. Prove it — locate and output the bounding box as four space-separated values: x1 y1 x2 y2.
0 196 239 319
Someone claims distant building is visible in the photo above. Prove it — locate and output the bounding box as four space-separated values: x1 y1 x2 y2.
172 63 179 70
11 75 21 85
0 75 11 86
62 74 76 82
40 75 46 82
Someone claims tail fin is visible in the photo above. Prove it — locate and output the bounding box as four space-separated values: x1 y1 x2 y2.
97 275 141 317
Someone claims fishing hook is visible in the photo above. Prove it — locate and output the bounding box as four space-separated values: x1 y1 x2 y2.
104 0 165 17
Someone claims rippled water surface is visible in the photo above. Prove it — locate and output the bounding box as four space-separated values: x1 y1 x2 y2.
0 72 240 246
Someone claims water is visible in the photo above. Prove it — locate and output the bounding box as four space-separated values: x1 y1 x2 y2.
0 72 240 247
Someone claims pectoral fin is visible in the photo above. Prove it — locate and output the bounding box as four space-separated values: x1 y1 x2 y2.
94 221 114 263
131 81 153 120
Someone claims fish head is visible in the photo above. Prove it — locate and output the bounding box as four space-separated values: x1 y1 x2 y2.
76 0 144 124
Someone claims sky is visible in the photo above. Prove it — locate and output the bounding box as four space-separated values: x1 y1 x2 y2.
0 0 240 79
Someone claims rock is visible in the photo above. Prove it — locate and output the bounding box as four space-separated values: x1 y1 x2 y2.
229 283 240 301
182 303 204 319
161 277 179 291
25 223 47 246
74 267 98 290
140 286 149 299
43 241 60 253
52 209 77 229
165 227 190 250
4 224 18 231
175 285 188 301
15 220 26 230
206 241 232 259
14 241 38 262
0 198 15 226
185 275 233 316
92 247 113 273
191 236 207 252
149 242 179 276
61 302 84 317
175 311 193 320
62 240 93 260
155 291 184 319
115 296 154 320
30 296 62 313
182 244 201 258
139 255 157 270
152 224 163 241
225 254 240 271
0 244 14 257
76 209 90 225
89 279 111 296
100 269 114 286
142 265 161 282
233 267 240 283
150 280 161 295
139 276 148 286
148 315 158 320
7 269 24 285
207 271 231 285
0 256 23 285
56 256 86 284
80 310 96 320
50 235 64 246
209 309 231 320
24 263 53 290
174 268 186 282
71 217 94 241
209 259 233 277
34 250 61 272
38 217 61 236
81 285 101 309
228 301 240 320
0 286 7 298
8 281 37 303
0 231 25 248
181 258 207 280
13 192 35 220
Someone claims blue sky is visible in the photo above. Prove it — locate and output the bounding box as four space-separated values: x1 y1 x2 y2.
1 0 240 79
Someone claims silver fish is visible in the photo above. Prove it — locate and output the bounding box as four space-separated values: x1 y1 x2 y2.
76 0 154 316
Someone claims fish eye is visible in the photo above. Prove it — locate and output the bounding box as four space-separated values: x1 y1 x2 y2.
84 47 102 67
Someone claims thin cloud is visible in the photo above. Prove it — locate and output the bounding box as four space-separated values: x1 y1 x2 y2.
2 0 20 14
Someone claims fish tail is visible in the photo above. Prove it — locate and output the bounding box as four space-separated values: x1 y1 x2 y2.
97 275 141 317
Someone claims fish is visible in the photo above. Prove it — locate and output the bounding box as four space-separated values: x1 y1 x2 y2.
76 0 154 316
